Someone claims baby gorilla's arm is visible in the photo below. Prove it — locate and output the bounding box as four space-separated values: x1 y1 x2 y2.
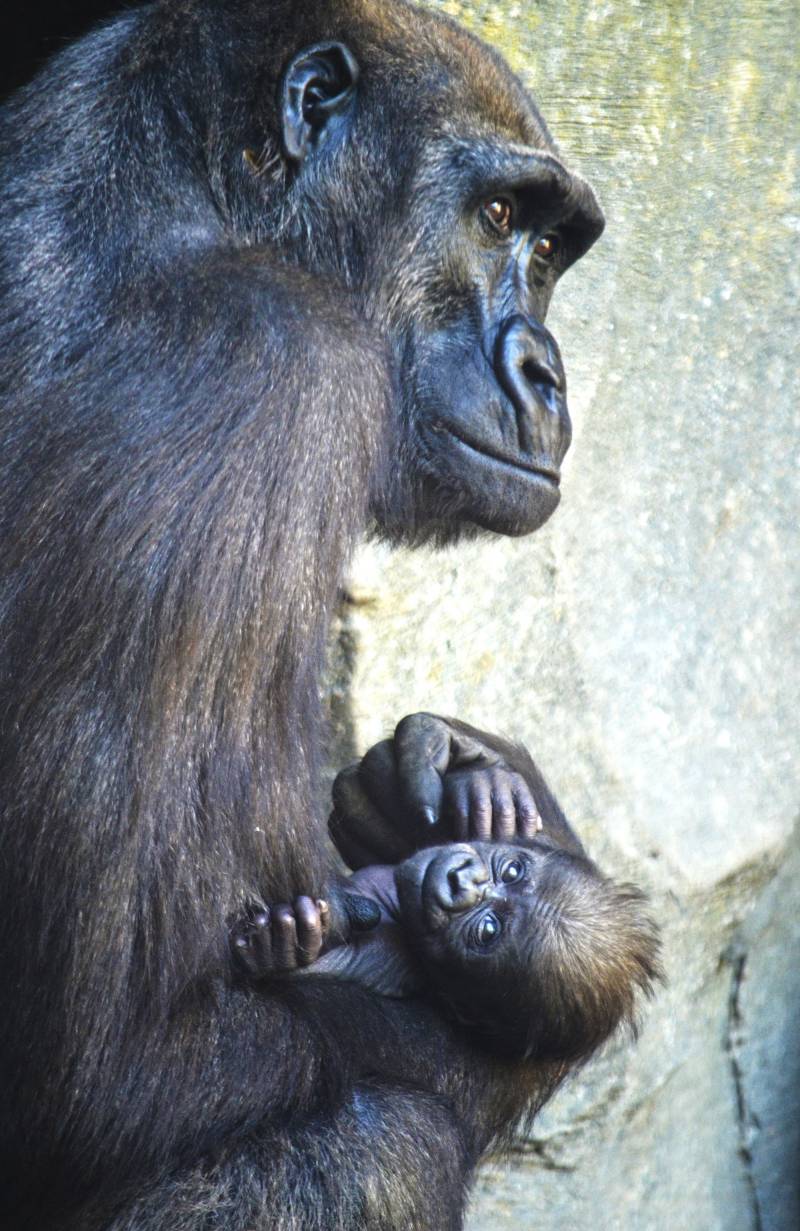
230 884 409 995
304 919 423 998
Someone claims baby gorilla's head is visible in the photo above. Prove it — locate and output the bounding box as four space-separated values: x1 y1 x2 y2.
394 838 661 1061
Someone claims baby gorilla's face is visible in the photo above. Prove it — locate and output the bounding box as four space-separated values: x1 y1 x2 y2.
394 838 660 1061
395 837 564 969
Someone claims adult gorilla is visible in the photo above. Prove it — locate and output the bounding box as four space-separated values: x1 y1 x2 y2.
0 0 604 1227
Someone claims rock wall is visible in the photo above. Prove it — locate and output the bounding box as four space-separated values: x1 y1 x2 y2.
328 2 799 1227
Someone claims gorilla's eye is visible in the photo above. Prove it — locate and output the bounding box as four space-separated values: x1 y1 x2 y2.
500 858 524 884
534 232 561 261
474 912 502 947
481 197 514 237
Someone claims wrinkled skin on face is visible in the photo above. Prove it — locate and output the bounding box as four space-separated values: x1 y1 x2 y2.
395 148 604 540
395 838 560 954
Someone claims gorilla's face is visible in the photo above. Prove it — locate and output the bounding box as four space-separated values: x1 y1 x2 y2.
394 838 568 970
395 139 604 540
394 839 659 1061
279 23 604 543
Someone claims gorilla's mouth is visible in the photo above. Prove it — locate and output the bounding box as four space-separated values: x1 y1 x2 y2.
443 424 561 485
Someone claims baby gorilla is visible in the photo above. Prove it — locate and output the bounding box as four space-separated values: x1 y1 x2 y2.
233 778 659 1062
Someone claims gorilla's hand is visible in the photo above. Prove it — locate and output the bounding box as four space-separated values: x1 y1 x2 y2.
330 714 542 870
231 896 330 979
231 888 416 998
231 890 382 981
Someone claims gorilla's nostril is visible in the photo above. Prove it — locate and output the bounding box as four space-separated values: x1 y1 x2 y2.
447 863 468 897
494 315 568 451
522 356 561 392
445 858 489 906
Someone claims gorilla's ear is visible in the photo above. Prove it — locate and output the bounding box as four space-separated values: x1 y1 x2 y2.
281 42 360 164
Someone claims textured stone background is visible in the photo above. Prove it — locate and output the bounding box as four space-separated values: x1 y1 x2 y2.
327 2 800 1228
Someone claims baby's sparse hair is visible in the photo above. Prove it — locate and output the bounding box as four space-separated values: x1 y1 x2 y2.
422 849 662 1062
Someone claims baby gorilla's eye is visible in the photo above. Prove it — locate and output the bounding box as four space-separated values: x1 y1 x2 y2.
475 912 502 947
533 232 561 261
500 858 525 884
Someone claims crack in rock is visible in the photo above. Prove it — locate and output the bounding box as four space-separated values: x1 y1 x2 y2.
724 945 764 1231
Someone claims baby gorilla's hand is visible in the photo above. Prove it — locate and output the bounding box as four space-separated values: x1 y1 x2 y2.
231 897 329 980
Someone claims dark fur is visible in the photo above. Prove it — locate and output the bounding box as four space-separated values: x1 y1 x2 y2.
0 2 607 1228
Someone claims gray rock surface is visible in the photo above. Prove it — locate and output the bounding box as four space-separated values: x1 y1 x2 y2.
327 1 799 1227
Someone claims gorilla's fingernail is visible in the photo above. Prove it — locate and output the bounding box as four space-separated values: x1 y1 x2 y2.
421 806 437 826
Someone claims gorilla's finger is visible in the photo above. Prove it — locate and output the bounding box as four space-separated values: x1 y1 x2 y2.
490 773 515 841
293 896 323 965
331 758 408 864
395 713 452 827
510 776 542 838
232 907 272 978
272 905 298 970
442 775 470 842
358 740 403 820
328 810 378 871
249 912 273 968
467 775 493 841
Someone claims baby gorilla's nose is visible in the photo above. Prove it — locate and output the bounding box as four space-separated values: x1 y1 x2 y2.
442 853 490 911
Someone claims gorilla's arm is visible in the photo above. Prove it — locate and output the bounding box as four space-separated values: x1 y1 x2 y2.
330 713 586 867
92 1054 472 1231
0 250 405 1184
